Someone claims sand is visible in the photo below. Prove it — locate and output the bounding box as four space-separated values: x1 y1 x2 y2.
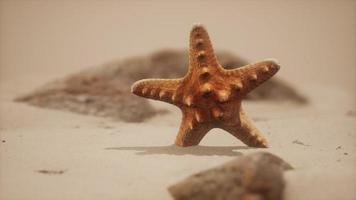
1 79 355 199
1 1 356 200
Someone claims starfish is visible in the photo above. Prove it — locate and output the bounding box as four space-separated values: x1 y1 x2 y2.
131 25 280 147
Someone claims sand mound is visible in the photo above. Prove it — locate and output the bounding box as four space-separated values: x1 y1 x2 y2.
16 49 307 122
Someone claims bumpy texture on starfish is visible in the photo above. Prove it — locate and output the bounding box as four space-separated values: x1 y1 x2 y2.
131 25 280 147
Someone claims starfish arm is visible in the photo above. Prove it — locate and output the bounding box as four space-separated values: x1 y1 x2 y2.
222 109 268 148
225 59 280 95
188 25 220 71
131 78 182 104
175 108 211 147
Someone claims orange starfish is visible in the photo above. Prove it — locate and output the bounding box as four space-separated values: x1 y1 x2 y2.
131 25 280 147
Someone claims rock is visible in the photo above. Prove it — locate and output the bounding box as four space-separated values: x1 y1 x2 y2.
168 152 292 200
16 49 307 122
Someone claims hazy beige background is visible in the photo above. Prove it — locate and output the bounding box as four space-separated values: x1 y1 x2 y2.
0 0 355 104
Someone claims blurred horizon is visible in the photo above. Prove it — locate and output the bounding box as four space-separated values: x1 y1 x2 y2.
0 0 355 106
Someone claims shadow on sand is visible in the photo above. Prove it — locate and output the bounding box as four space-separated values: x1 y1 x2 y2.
105 145 253 156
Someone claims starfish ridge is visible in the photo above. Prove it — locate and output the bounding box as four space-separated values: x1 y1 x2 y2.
131 25 280 147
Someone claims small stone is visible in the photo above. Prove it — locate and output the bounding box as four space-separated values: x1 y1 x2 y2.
292 139 310 146
36 169 66 175
168 152 292 200
346 110 356 117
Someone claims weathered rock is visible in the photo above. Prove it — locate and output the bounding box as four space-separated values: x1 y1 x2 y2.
168 152 292 200
16 50 307 122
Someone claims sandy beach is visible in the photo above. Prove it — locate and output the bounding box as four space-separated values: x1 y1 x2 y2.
1 1 355 199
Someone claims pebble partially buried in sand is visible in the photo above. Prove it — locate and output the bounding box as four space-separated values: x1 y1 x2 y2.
131 25 280 147
168 152 293 200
